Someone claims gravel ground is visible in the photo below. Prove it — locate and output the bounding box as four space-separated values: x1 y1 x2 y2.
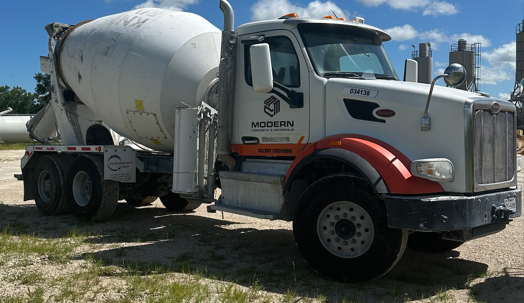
0 149 523 302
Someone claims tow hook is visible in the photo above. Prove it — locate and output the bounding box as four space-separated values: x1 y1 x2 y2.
491 205 514 222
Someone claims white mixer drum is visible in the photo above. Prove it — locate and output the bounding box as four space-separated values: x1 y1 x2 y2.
58 8 221 151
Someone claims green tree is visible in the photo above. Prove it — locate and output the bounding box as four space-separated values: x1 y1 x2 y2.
34 72 51 106
0 85 40 114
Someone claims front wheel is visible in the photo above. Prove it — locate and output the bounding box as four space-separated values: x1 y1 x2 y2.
293 175 408 282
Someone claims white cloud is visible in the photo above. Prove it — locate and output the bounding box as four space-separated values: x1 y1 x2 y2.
251 0 349 21
480 65 512 85
385 24 491 52
384 24 418 41
356 0 457 16
423 1 458 16
450 33 491 47
435 61 447 67
399 45 408 50
498 92 511 100
484 42 516 69
133 0 198 11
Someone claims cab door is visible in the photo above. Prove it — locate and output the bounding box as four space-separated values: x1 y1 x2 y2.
232 30 310 157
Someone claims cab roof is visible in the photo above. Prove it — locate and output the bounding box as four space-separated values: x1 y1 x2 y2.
235 18 392 42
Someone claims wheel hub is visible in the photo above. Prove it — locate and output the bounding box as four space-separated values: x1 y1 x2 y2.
37 170 54 203
317 201 375 258
73 171 92 207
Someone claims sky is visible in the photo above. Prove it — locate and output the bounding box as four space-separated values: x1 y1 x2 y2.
1 0 523 101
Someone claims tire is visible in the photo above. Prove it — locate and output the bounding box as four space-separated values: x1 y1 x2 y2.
160 192 201 212
125 196 157 206
66 155 119 221
293 175 408 282
407 232 464 253
34 155 72 215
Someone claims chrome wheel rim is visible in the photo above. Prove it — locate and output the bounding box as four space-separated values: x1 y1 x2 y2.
316 201 375 258
72 171 91 207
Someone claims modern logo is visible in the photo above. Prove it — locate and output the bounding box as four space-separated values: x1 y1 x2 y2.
264 96 280 117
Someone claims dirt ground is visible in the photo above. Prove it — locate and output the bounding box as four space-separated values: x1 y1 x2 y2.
1 149 523 302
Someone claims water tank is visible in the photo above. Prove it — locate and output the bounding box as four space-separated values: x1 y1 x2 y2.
0 116 33 143
58 8 221 152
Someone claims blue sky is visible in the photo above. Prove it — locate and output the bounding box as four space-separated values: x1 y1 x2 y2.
1 0 522 101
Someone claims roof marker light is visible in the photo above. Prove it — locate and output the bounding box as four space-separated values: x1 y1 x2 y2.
338 17 347 21
279 13 299 19
323 15 336 19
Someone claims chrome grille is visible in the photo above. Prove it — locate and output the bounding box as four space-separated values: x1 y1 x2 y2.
474 110 515 184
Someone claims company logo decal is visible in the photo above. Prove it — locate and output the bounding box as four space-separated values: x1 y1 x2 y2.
491 102 501 114
264 96 280 117
107 155 133 171
375 109 396 118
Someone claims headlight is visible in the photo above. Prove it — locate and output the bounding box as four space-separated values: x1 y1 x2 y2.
411 159 454 182
517 154 522 172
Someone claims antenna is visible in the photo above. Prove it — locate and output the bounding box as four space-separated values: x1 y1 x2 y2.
333 11 339 19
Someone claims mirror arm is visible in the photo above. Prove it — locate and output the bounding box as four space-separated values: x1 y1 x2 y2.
421 74 447 131
272 82 303 108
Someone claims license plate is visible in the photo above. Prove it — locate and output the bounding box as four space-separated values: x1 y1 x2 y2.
505 198 516 212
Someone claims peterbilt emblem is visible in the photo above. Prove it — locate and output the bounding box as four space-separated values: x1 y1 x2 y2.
375 109 396 118
490 102 501 114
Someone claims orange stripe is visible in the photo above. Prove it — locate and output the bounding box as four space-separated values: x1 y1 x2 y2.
297 136 304 145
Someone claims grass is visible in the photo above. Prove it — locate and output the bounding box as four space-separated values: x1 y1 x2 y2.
0 142 38 150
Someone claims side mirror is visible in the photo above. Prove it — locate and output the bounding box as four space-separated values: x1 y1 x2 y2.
250 43 273 93
443 63 466 88
404 59 418 83
520 78 524 95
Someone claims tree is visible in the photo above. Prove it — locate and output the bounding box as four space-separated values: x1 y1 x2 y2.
34 72 51 106
0 85 40 114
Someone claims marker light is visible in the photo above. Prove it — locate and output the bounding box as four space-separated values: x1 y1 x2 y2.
323 15 336 19
279 13 299 19
411 159 455 182
518 154 522 172
338 17 347 21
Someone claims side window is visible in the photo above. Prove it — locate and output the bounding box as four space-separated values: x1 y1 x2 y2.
245 36 300 88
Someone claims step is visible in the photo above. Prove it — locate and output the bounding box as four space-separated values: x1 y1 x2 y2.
207 204 279 220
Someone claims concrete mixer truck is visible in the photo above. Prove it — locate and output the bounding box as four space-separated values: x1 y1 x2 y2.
20 0 522 282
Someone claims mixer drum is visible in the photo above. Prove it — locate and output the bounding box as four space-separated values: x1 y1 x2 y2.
58 8 221 151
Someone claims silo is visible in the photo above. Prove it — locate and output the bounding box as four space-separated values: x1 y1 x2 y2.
412 43 433 84
516 20 524 83
449 39 480 91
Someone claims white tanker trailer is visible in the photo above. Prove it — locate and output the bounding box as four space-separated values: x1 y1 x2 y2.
0 108 34 143
21 0 522 282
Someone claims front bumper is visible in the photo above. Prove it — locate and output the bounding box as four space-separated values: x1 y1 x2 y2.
384 186 521 232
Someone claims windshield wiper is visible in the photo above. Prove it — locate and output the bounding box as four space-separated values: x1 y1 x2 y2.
375 75 397 80
322 72 364 79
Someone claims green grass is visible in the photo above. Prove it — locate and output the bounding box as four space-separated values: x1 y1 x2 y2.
0 142 37 150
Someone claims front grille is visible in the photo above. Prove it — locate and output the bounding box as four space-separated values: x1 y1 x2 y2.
474 110 515 184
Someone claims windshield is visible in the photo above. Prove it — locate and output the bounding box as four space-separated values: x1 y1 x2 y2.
298 23 399 80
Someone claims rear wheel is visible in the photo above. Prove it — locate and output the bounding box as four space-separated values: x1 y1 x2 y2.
160 192 201 212
293 175 408 282
34 155 72 215
66 155 119 221
407 232 464 253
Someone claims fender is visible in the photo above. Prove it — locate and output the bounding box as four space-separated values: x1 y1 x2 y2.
284 134 445 195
